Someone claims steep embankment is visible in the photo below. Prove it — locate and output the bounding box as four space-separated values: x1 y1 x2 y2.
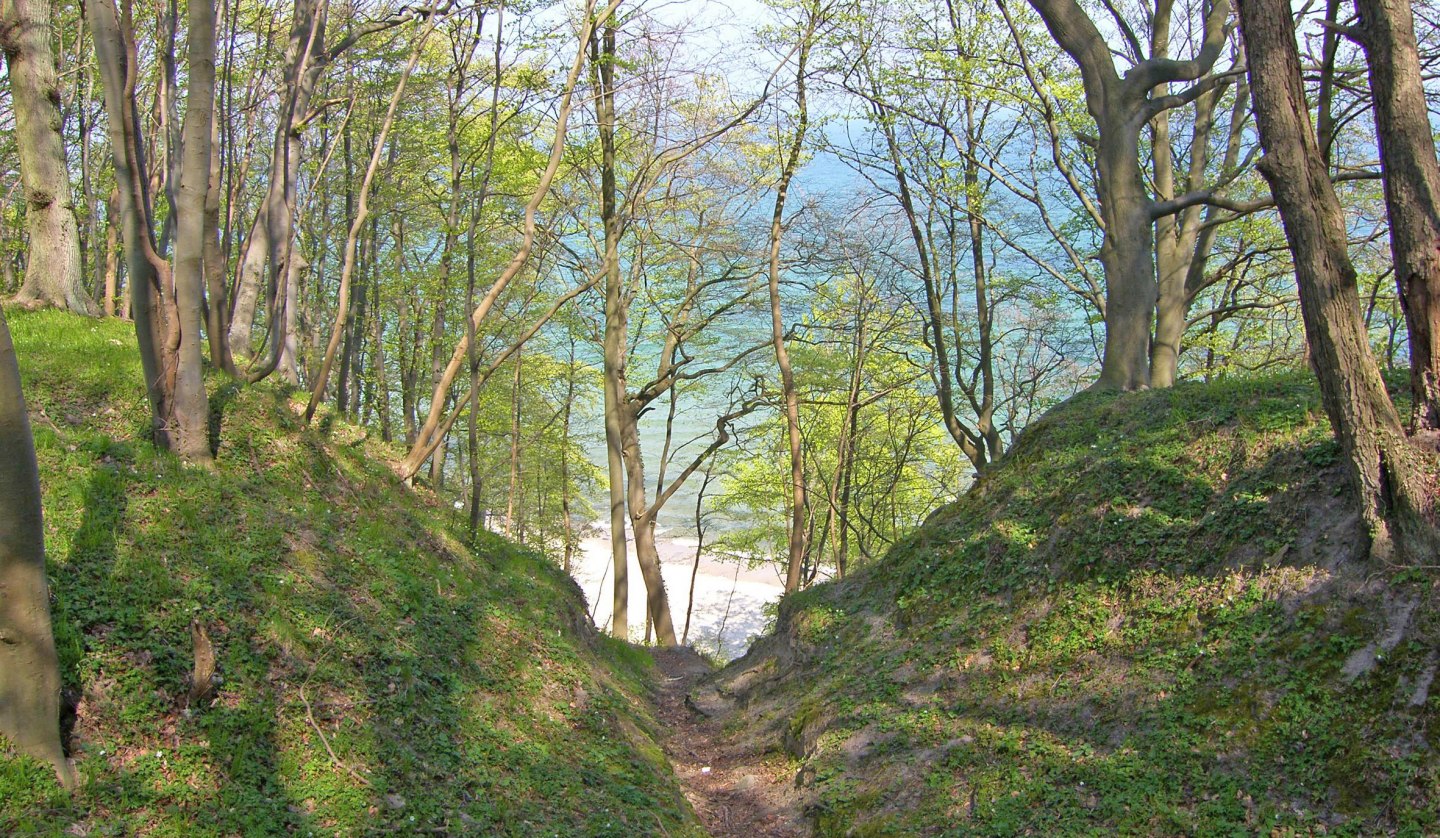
0 310 700 836
697 375 1439 835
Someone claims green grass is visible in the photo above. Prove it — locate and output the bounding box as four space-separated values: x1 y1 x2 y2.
719 374 1439 836
0 309 700 837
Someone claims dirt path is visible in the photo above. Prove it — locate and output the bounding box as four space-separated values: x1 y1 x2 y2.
651 647 808 837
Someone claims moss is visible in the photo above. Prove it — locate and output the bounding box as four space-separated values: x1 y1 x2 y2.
1 309 702 837
715 370 1440 836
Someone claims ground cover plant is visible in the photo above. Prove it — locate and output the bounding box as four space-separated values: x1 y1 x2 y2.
0 309 700 837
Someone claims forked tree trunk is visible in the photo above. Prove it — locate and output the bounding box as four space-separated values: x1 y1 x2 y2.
228 0 324 362
0 307 75 790
1239 0 1438 562
1026 0 1231 390
88 0 211 463
2 0 96 315
1353 0 1440 431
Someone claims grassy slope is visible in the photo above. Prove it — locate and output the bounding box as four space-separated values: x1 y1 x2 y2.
706 374 1439 836
0 309 699 837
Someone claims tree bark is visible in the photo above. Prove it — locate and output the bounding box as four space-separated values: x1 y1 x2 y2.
769 9 815 593
1353 0 1440 431
1026 0 1231 390
171 0 218 462
0 306 75 790
1239 0 1438 561
2 0 96 315
595 12 630 640
88 0 211 463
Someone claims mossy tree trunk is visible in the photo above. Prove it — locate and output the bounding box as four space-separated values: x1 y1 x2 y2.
1 0 96 316
0 306 75 789
1238 0 1439 562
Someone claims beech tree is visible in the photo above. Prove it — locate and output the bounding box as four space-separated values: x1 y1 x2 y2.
86 0 211 463
1237 0 1438 561
1023 0 1233 390
1 0 95 315
0 306 74 789
1350 0 1440 431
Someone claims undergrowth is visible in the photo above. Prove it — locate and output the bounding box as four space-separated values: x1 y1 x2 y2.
0 309 700 837
716 373 1439 836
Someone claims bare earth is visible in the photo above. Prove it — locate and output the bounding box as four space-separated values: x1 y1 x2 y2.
651 647 808 837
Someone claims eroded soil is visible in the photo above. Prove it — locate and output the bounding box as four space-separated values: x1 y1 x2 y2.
651 647 807 838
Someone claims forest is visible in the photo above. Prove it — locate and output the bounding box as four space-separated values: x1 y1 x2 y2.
1 0 1438 832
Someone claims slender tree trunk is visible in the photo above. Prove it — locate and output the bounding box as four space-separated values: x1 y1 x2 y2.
621 411 676 645
88 0 210 463
276 251 304 384
1354 0 1440 431
0 307 75 790
2 0 95 315
560 342 577 573
769 12 814 594
505 349 523 535
203 116 233 374
170 0 218 462
305 7 442 422
102 188 120 317
594 12 630 640
1239 0 1438 562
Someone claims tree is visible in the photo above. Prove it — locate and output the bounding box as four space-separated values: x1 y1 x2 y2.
765 0 825 593
1 0 96 315
1237 0 1438 562
1022 0 1232 390
1351 0 1440 431
0 306 74 789
86 0 211 463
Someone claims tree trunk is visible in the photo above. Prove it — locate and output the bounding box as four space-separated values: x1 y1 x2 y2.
620 409 676 645
594 13 630 640
0 307 75 789
203 115 233 374
276 251 305 384
88 0 210 463
1027 0 1230 390
2 0 95 315
102 188 120 317
770 10 814 594
228 0 324 363
1239 0 1438 562
171 0 218 462
1354 0 1440 431
505 349 523 536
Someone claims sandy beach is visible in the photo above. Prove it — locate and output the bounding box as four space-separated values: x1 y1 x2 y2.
569 522 787 661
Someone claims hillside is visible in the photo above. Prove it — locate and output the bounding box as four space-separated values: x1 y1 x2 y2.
695 375 1440 835
0 310 700 836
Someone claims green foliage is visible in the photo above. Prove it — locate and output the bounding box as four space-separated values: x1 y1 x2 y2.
0 310 700 837
719 372 1440 835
